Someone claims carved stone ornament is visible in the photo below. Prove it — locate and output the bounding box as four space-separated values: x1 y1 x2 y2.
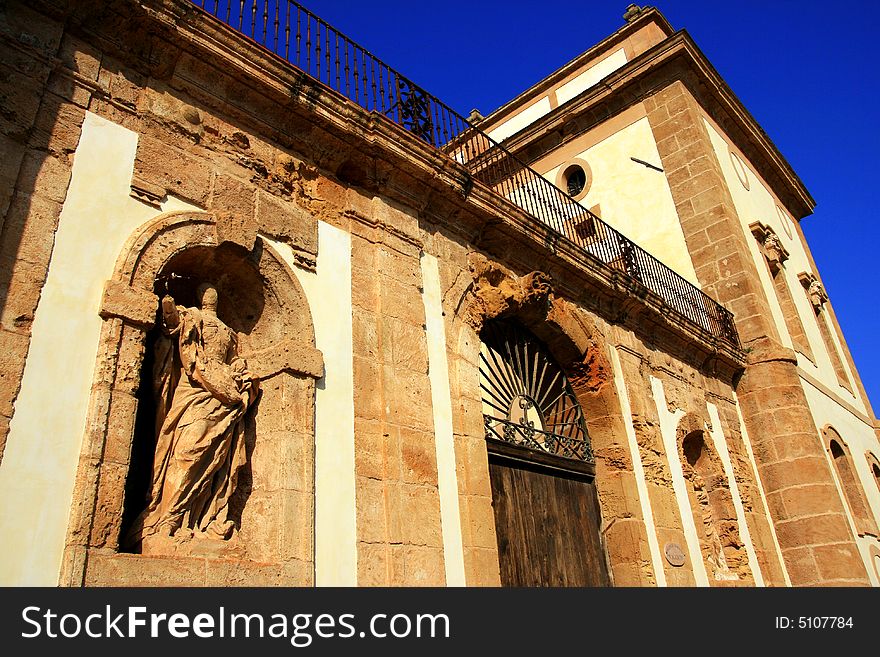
749 221 788 273
664 542 686 567
798 272 827 312
464 253 553 329
808 280 827 310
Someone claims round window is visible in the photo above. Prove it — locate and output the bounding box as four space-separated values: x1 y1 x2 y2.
565 165 587 197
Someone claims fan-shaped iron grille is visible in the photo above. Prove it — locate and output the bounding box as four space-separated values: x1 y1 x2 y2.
479 320 594 462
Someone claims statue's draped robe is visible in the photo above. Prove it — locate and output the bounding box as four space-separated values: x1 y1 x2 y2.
132 305 249 543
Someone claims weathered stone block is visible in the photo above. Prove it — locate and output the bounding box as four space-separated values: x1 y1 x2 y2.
18 151 71 203
212 173 254 218
385 315 428 373
377 245 420 288
58 33 102 81
30 98 86 156
279 489 313 564
238 490 281 562
2 192 60 273
399 427 438 486
89 462 129 548
256 191 318 255
463 546 501 587
352 306 379 361
85 553 206 587
0 3 63 58
780 546 818 586
400 484 442 547
247 339 322 381
354 418 386 480
214 209 257 250
102 391 139 466
280 430 313 493
356 476 388 544
353 356 383 421
282 375 316 435
134 136 211 207
357 542 390 586
813 542 869 582
759 456 833 496
467 494 497 550
774 513 853 549
0 260 49 336
384 367 433 430
99 280 158 327
399 545 445 586
380 276 425 326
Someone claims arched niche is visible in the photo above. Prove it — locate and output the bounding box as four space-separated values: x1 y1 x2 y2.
675 413 751 583
61 211 323 586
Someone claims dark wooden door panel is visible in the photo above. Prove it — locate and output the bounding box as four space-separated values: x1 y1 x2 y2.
489 455 610 587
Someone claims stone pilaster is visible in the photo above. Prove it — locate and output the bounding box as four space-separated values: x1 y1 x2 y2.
645 81 869 585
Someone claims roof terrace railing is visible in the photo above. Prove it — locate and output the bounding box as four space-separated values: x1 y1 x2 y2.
190 0 741 348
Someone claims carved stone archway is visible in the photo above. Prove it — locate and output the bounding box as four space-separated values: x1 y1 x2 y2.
60 211 322 586
447 254 656 586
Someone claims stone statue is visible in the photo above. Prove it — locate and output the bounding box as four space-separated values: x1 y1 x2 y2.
127 283 258 553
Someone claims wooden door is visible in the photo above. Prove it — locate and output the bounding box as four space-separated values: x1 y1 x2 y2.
488 443 610 587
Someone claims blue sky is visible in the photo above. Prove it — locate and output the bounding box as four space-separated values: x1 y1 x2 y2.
299 1 880 411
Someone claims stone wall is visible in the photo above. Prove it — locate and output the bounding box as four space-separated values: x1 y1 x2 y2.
646 80 869 585
0 0 867 587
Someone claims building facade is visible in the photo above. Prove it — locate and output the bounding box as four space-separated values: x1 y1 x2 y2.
0 0 878 586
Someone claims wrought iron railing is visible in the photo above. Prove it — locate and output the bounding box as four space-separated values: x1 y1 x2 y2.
485 416 594 463
190 0 741 348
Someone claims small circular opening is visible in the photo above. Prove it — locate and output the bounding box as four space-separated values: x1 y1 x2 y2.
565 165 587 197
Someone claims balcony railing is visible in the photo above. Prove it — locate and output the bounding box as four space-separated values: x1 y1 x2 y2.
189 0 741 348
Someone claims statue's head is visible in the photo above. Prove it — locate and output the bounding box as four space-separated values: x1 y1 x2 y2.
197 283 218 311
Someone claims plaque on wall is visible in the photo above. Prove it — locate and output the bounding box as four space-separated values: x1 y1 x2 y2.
664 542 686 567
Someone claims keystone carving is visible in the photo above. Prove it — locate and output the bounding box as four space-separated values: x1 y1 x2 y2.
464 253 553 329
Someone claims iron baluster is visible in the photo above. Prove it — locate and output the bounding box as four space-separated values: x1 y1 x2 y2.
325 23 331 86
294 6 300 65
273 0 279 52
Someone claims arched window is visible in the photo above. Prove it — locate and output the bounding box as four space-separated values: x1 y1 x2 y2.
865 452 880 498
824 427 878 537
480 319 592 462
